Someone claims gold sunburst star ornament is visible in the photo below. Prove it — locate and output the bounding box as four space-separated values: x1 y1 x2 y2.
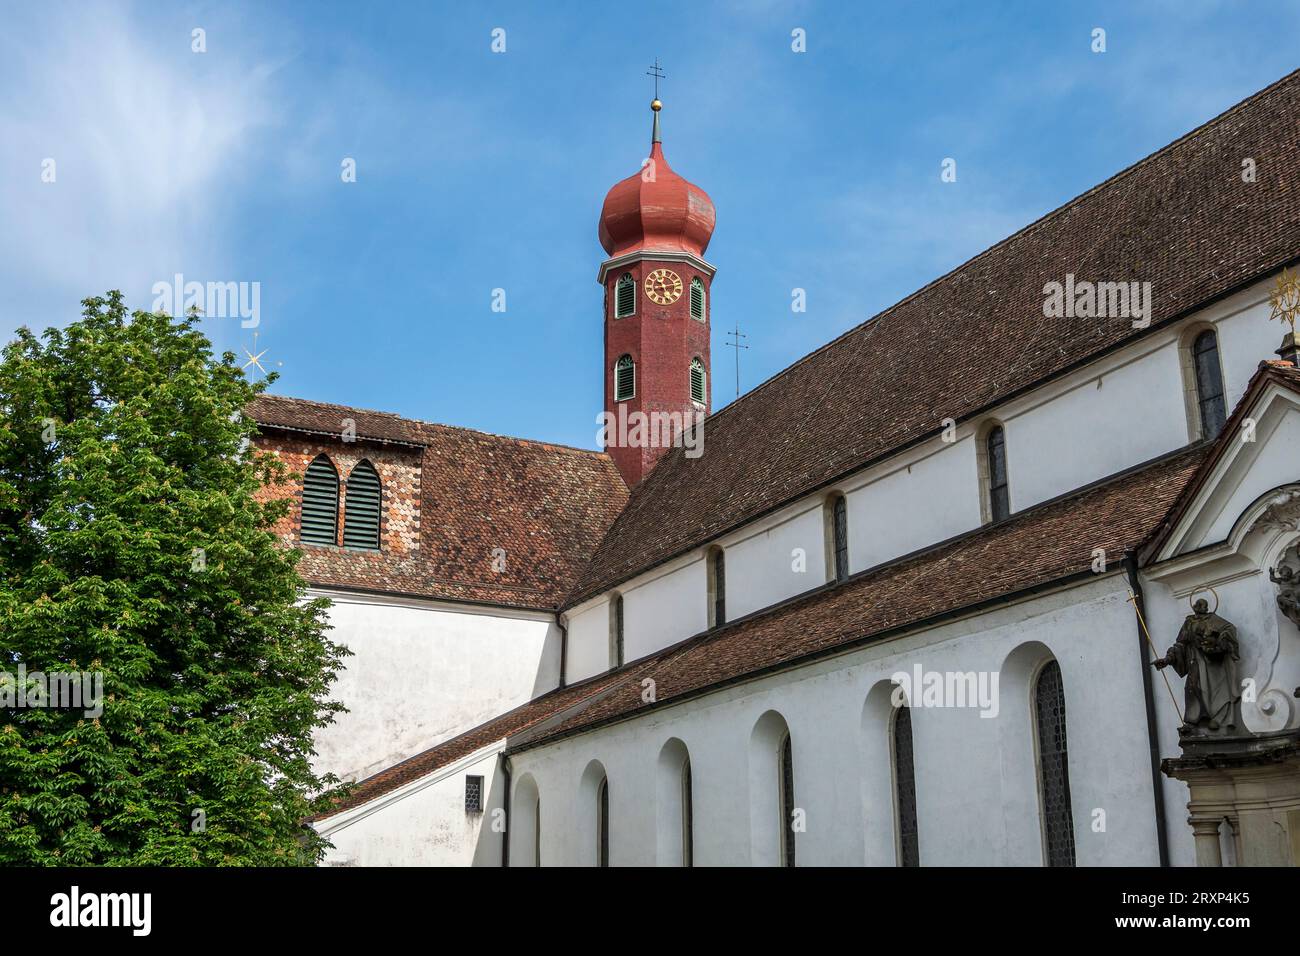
1269 267 1300 335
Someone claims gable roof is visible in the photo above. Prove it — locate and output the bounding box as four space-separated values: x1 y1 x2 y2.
1140 360 1300 563
563 69 1300 610
319 442 1206 818
249 394 629 610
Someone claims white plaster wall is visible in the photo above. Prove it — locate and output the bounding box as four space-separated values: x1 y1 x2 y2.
848 439 981 571
1216 295 1288 411
313 591 560 783
564 597 613 684
624 559 708 662
1008 344 1188 510
319 747 505 866
726 503 826 620
510 575 1181 866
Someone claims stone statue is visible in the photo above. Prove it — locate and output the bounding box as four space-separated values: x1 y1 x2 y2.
1154 598 1244 736
1269 544 1300 630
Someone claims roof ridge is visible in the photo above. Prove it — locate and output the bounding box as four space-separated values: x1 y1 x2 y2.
252 392 614 459
704 67 1300 423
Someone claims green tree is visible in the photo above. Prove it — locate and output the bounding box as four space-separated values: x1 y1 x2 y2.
0 292 348 865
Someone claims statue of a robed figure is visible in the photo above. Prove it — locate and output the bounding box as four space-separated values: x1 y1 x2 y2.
1154 598 1244 736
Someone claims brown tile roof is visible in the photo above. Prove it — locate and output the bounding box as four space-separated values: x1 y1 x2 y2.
320 444 1206 816
249 394 629 610
311 665 654 820
563 69 1300 610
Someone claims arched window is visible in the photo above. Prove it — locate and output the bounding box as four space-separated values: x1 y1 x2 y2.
707 546 726 627
534 798 542 867
1193 329 1227 438
826 493 849 583
779 733 796 867
342 459 381 551
690 357 706 405
614 355 636 402
681 757 694 867
597 777 610 867
615 272 636 318
609 593 625 668
985 425 1010 523
690 276 706 321
1034 660 1076 867
892 702 920 867
300 454 339 546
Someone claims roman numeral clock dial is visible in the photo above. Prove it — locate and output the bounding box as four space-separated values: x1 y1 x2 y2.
645 268 683 305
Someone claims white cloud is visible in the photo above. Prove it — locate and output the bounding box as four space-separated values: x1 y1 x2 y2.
0 4 280 328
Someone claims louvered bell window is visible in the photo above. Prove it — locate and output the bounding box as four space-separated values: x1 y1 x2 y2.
615 273 635 318
300 454 339 546
690 277 705 321
614 355 636 402
342 459 381 551
690 358 706 405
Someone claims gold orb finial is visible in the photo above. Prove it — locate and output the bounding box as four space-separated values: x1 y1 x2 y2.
651 98 662 112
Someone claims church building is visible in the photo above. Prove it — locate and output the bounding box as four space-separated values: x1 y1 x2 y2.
249 71 1300 866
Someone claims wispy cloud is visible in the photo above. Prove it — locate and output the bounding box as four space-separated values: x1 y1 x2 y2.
0 4 280 328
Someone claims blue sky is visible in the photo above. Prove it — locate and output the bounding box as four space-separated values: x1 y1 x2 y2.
3 0 1299 448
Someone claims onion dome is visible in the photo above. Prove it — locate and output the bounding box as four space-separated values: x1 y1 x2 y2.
598 100 716 258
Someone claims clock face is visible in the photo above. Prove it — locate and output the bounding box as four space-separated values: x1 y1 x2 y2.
644 268 684 305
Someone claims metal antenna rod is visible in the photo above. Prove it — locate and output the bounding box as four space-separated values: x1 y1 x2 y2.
724 319 748 401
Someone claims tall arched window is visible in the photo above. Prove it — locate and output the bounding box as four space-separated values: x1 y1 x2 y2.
707 546 726 627
1193 329 1227 438
681 757 694 867
779 733 796 867
826 493 849 583
597 777 610 867
342 459 382 551
892 702 920 867
615 272 636 318
690 277 706 321
609 593 625 668
614 355 636 402
301 454 339 546
690 357 707 405
1034 660 1076 867
534 798 542 867
985 425 1010 523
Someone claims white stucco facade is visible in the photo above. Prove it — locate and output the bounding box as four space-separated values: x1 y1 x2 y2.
311 589 561 783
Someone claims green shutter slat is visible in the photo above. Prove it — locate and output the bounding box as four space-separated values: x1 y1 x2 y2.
343 460 382 551
301 455 339 545
690 278 705 320
615 273 635 317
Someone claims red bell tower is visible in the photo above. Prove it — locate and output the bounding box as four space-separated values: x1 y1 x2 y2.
597 96 716 486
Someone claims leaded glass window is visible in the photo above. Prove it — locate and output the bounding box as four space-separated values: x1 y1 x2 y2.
893 703 920 867
1193 329 1227 438
1035 660 1076 867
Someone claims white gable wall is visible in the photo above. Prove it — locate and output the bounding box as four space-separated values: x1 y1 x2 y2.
312 589 561 783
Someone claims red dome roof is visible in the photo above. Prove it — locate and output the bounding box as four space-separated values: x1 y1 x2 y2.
598 141 716 259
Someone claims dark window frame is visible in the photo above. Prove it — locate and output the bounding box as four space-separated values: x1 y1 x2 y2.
1193 329 1227 439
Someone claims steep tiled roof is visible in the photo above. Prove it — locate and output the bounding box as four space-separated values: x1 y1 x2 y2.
311 665 653 820
321 444 1206 816
249 394 629 610
564 69 1300 609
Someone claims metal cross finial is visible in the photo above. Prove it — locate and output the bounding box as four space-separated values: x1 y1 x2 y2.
646 58 665 100
725 319 749 401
